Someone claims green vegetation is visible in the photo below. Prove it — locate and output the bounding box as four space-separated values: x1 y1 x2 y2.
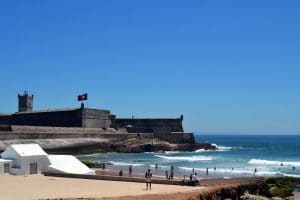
81 160 106 169
257 177 297 198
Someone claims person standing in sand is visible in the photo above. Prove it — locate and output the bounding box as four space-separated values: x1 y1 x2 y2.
129 165 132 176
145 169 152 190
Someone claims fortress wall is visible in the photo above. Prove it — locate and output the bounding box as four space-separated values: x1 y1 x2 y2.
0 131 154 141
113 118 186 142
0 115 12 125
11 109 83 127
82 109 111 128
168 132 195 144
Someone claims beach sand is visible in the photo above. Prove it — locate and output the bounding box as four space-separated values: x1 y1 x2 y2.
0 174 201 200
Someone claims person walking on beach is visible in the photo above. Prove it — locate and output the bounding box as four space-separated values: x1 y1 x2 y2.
165 170 168 179
206 168 209 176
145 169 152 190
170 170 174 180
129 165 132 176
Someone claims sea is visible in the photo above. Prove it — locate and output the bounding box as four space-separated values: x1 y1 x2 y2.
77 135 300 179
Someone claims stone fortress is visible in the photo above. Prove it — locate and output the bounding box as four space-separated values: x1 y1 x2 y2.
0 91 195 144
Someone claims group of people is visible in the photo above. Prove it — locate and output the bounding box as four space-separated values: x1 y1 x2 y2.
112 162 298 191
165 165 175 180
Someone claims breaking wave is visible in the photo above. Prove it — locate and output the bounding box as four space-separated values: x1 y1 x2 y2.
248 159 300 167
110 161 144 167
155 155 214 162
195 144 234 152
212 144 233 151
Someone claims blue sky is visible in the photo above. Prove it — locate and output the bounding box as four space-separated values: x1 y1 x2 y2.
0 0 299 133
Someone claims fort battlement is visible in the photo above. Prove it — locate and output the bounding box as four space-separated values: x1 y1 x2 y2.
0 92 195 144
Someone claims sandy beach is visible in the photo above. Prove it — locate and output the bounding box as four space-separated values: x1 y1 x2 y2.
0 174 201 200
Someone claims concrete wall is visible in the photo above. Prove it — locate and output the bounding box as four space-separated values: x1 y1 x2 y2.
11 109 83 127
113 117 186 142
82 109 111 128
44 172 187 186
168 132 195 144
1 108 113 129
0 131 154 141
0 115 12 125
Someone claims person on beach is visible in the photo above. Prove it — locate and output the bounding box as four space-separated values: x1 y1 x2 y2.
145 169 152 190
155 163 158 169
119 169 123 176
214 166 216 172
206 168 209 176
170 170 174 180
192 172 200 186
293 166 296 171
254 168 257 174
129 165 132 176
165 170 168 179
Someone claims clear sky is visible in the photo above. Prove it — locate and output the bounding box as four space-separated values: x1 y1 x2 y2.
0 0 299 133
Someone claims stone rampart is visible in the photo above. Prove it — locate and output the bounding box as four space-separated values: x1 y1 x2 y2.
0 131 154 141
112 116 195 143
11 109 83 127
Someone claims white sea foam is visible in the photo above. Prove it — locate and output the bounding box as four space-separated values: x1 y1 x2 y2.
282 173 300 178
110 161 144 166
178 166 279 176
155 155 214 162
164 151 182 154
195 144 233 152
249 159 300 167
150 164 170 169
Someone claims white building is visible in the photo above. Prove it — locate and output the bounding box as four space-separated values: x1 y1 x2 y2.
1 144 50 175
0 143 94 175
0 159 13 175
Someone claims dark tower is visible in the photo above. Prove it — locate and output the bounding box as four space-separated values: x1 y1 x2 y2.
18 91 33 112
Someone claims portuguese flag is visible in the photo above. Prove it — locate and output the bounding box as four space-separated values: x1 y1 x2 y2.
77 93 88 101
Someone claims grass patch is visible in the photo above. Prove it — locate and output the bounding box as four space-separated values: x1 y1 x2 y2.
258 177 297 198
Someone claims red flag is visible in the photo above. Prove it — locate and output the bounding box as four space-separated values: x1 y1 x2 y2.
77 93 88 101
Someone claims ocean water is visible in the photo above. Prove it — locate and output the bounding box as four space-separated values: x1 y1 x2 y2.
77 135 300 178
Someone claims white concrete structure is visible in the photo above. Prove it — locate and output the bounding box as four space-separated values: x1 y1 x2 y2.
0 144 94 175
0 159 13 175
1 144 50 175
48 155 95 175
